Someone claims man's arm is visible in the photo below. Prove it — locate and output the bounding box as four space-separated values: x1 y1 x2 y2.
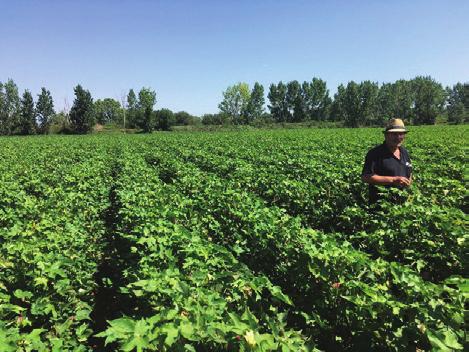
362 174 411 187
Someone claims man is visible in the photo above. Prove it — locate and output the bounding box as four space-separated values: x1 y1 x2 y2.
362 118 412 204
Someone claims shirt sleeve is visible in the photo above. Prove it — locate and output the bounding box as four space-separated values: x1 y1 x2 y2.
362 150 376 176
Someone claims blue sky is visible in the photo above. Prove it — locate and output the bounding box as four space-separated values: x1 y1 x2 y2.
1 0 468 116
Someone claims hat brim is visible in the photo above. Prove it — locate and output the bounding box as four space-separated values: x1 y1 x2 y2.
384 128 407 133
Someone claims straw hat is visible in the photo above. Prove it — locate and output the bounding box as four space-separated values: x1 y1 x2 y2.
384 118 407 133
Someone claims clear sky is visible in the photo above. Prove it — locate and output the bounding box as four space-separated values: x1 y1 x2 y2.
1 0 468 116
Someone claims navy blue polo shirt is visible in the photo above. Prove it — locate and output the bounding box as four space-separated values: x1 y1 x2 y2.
362 143 412 203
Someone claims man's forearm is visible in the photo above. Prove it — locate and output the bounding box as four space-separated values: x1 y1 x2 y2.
362 174 396 186
362 174 411 187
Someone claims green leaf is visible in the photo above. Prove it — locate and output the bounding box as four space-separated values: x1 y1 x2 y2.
442 329 463 349
76 323 90 342
75 309 91 321
13 289 33 300
427 329 463 351
109 317 136 334
34 277 48 288
184 344 197 352
270 285 293 305
180 322 194 339
0 329 16 352
162 324 179 346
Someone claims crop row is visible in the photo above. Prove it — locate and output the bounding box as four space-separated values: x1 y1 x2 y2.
0 138 114 351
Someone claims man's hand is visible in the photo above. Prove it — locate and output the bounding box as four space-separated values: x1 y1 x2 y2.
391 176 411 187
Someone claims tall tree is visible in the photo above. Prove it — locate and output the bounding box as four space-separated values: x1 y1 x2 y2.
411 76 446 125
342 81 362 127
302 78 331 121
18 90 37 135
0 82 5 134
268 82 289 123
36 87 55 134
69 85 95 134
245 82 265 124
377 82 395 122
464 83 469 121
218 82 251 124
126 89 138 128
358 80 380 126
377 80 414 125
0 79 20 135
393 80 414 122
137 87 157 132
446 83 467 124
333 81 379 126
286 80 304 122
94 98 123 125
329 84 346 121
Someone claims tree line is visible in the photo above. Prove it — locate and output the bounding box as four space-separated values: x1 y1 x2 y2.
218 76 468 127
0 76 467 135
0 81 55 135
0 81 200 135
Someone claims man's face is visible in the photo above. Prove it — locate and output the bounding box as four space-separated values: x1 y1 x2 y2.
385 132 406 148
